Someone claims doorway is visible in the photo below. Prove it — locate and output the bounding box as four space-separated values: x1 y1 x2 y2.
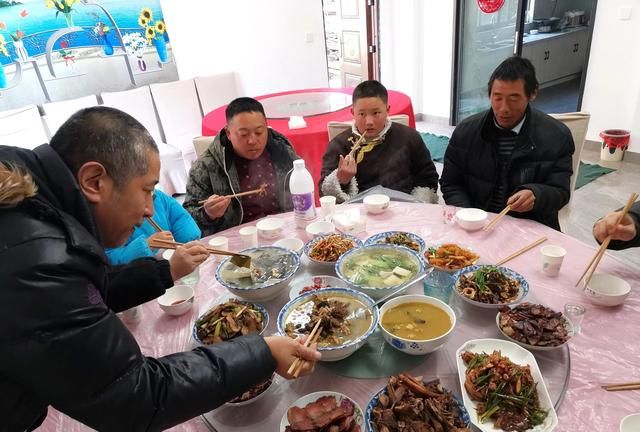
321 0 379 88
452 0 596 124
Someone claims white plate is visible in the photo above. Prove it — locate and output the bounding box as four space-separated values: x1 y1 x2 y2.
279 391 364 432
287 275 347 300
455 338 558 432
424 243 480 274
496 309 574 352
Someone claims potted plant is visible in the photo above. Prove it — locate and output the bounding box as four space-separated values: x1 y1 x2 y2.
122 32 148 71
93 22 113 55
45 0 78 28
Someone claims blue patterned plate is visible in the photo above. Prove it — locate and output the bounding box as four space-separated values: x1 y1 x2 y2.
364 231 426 254
452 265 529 309
303 233 363 266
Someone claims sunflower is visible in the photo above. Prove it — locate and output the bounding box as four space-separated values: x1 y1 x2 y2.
65 0 76 6
155 21 166 34
140 7 153 21
138 16 148 27
145 26 156 40
45 0 55 8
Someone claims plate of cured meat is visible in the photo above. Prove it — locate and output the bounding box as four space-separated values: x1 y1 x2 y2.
280 391 364 432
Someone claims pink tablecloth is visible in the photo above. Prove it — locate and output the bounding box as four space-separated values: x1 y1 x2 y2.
201 88 416 204
42 203 640 431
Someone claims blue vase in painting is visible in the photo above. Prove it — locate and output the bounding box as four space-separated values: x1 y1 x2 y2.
102 34 114 56
0 64 6 89
153 36 168 63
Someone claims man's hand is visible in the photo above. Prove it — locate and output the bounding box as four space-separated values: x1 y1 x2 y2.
169 241 209 281
147 231 174 248
593 211 637 243
264 335 321 379
337 154 357 185
203 195 231 220
508 189 536 213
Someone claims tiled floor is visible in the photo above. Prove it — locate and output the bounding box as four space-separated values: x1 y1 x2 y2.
416 120 640 270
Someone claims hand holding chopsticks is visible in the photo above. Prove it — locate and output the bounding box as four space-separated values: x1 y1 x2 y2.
198 184 268 205
148 238 252 268
576 192 639 287
483 205 511 231
287 319 322 378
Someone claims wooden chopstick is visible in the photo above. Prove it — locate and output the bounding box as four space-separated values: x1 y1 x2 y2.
576 192 639 287
287 319 322 377
602 382 640 392
197 185 267 205
293 329 322 378
495 237 548 266
148 238 246 258
145 217 163 233
483 205 512 231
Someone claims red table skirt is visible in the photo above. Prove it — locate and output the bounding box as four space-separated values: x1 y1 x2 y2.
201 88 416 202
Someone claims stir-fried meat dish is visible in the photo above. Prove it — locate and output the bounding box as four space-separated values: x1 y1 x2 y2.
461 350 548 431
370 374 469 432
299 277 333 295
309 234 356 262
228 375 273 404
457 266 520 304
285 295 351 347
380 232 421 253
286 395 358 432
195 299 264 344
499 303 571 347
426 244 479 271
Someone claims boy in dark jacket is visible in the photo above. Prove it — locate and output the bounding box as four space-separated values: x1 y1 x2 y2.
440 56 574 230
0 107 319 431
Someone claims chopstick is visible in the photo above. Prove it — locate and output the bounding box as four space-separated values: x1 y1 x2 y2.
197 185 267 205
601 382 640 392
495 237 548 266
287 319 322 378
576 192 638 287
148 238 246 258
145 217 163 233
347 134 366 159
483 205 512 231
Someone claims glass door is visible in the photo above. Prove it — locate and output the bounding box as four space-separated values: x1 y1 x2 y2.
452 0 526 123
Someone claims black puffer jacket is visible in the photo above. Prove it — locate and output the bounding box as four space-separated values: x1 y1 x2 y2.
0 145 276 431
440 107 574 230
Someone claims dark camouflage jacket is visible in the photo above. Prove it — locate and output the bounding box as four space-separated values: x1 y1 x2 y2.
183 129 298 236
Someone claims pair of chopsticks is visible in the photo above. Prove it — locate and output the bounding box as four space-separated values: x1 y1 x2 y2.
601 381 640 392
146 216 163 233
197 184 267 205
575 192 638 287
495 236 548 266
483 205 512 231
148 238 252 268
287 319 322 378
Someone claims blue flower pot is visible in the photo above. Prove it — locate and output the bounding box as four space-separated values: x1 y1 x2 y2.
153 36 168 63
102 34 114 56
0 64 6 89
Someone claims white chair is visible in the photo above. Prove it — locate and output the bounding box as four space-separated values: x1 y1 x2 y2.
0 105 48 149
192 135 215 159
42 95 99 138
327 114 410 141
150 79 202 172
194 72 242 114
101 86 189 195
550 112 591 233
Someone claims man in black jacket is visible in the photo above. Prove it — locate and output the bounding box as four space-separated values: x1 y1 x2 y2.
440 56 574 230
593 202 640 250
0 107 319 431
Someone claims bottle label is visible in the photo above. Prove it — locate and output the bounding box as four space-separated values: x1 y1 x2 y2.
292 192 316 220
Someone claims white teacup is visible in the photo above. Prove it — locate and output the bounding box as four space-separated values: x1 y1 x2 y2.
540 245 566 276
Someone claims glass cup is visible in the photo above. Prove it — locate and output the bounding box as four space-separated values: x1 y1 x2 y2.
423 270 455 304
319 196 337 220
239 226 258 249
564 303 586 334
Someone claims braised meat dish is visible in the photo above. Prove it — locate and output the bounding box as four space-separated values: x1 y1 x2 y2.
286 395 359 431
195 299 264 344
457 266 520 304
285 294 351 346
499 303 571 347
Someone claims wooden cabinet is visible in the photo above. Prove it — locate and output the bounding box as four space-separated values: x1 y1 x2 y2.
522 29 589 85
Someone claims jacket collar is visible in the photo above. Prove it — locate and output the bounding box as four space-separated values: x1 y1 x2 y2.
481 105 538 157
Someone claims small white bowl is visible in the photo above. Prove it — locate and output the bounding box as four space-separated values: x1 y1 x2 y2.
584 273 631 307
256 217 285 239
305 220 335 237
363 194 390 214
157 284 194 316
378 294 456 355
455 208 488 231
273 237 304 255
620 413 640 432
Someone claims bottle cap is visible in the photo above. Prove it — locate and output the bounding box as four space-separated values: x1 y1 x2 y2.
293 159 305 168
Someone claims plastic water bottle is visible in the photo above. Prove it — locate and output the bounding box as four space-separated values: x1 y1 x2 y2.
289 159 317 228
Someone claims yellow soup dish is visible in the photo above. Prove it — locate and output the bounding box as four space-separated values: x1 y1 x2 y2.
381 301 452 341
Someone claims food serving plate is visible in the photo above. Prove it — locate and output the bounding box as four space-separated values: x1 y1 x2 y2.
364 231 426 254
452 265 529 309
303 233 363 267
496 308 574 352
424 243 480 274
279 391 364 432
288 275 347 300
455 338 558 432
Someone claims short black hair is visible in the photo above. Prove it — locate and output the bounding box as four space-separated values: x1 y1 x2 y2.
49 106 158 188
352 80 388 105
488 56 539 97
225 97 266 123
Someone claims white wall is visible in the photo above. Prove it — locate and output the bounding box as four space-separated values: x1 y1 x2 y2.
160 0 328 96
581 0 640 152
379 1 454 120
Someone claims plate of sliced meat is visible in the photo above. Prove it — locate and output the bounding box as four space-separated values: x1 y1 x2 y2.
280 391 364 432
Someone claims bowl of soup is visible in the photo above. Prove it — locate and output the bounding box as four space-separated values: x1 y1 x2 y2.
215 246 300 302
277 288 379 361
378 294 456 355
336 244 424 300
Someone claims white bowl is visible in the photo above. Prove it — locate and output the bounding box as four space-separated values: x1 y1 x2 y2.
226 374 278 407
256 217 285 239
305 220 335 237
378 294 456 355
157 284 194 316
288 275 347 300
455 208 488 231
363 194 390 214
273 237 304 255
620 413 640 432
584 273 631 307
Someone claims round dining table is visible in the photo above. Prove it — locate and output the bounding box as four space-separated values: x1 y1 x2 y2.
42 203 640 432
201 88 416 203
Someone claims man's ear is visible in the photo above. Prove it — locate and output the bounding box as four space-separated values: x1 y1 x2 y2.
76 161 111 204
529 88 538 102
